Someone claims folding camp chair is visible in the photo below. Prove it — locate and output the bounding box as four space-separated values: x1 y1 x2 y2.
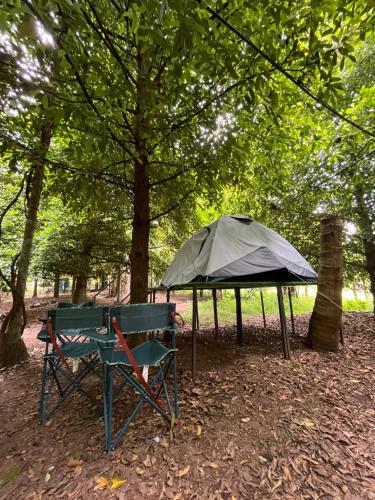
38 306 112 422
99 303 179 451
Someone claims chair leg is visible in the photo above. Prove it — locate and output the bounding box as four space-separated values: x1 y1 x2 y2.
41 356 101 421
103 364 114 452
110 367 167 450
172 352 179 418
38 357 49 421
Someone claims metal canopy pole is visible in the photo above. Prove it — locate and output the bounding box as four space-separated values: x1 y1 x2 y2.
192 287 198 380
212 289 219 338
277 285 290 359
166 289 170 303
235 287 243 346
288 287 295 335
196 291 200 332
260 289 266 328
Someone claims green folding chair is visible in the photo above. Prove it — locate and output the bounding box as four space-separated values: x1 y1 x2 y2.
38 306 112 422
99 303 179 451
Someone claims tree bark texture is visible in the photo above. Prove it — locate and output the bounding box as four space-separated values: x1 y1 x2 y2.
53 273 60 299
307 216 343 351
32 279 38 298
130 50 150 304
72 275 88 304
0 121 53 367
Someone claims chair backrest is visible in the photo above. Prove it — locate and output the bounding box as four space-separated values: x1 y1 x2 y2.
57 302 78 309
57 301 95 309
48 306 108 333
109 303 176 334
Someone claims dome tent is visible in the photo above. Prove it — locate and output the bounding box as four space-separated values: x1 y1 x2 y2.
161 215 317 287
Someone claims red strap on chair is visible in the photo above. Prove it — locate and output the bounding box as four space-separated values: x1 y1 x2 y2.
111 318 171 421
170 311 185 328
46 318 72 373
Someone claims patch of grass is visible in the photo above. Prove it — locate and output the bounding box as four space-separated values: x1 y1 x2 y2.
343 297 373 312
182 289 373 326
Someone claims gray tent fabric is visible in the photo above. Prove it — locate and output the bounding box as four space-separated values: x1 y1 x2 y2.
161 215 317 287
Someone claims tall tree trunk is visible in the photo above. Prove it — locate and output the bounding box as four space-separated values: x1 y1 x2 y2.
306 216 343 351
354 186 375 316
53 273 60 299
72 275 87 304
32 279 38 298
116 271 121 303
71 276 76 301
130 50 150 304
0 122 53 367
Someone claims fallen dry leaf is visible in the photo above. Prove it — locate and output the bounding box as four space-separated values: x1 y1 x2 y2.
96 476 109 490
205 462 219 469
177 465 191 477
68 457 83 467
110 478 127 489
300 420 315 429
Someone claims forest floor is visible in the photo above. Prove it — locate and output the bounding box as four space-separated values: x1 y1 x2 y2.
0 295 374 499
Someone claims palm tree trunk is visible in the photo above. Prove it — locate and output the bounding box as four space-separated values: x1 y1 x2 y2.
306 216 343 351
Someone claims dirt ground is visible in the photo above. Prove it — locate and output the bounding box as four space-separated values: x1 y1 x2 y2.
0 295 374 499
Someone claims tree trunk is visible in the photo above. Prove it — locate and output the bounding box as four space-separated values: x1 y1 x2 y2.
53 273 60 299
72 275 87 304
130 50 151 305
306 216 343 351
71 276 76 301
32 279 38 298
354 186 375 315
0 121 53 367
116 271 121 303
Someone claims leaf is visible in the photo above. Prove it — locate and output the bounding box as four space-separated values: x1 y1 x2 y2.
135 467 144 476
300 419 315 428
241 417 251 422
45 472 51 483
96 476 109 490
196 425 202 436
205 462 219 469
110 478 127 489
177 465 191 477
68 457 83 467
0 466 22 488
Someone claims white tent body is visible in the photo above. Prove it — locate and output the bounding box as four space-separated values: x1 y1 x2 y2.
161 215 317 287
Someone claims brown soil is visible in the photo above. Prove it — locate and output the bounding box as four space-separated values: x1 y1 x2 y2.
0 295 374 499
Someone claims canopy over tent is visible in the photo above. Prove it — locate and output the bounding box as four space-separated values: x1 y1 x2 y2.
161 215 317 288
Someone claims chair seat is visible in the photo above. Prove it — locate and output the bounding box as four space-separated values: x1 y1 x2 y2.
48 341 98 358
100 340 176 367
83 329 116 344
